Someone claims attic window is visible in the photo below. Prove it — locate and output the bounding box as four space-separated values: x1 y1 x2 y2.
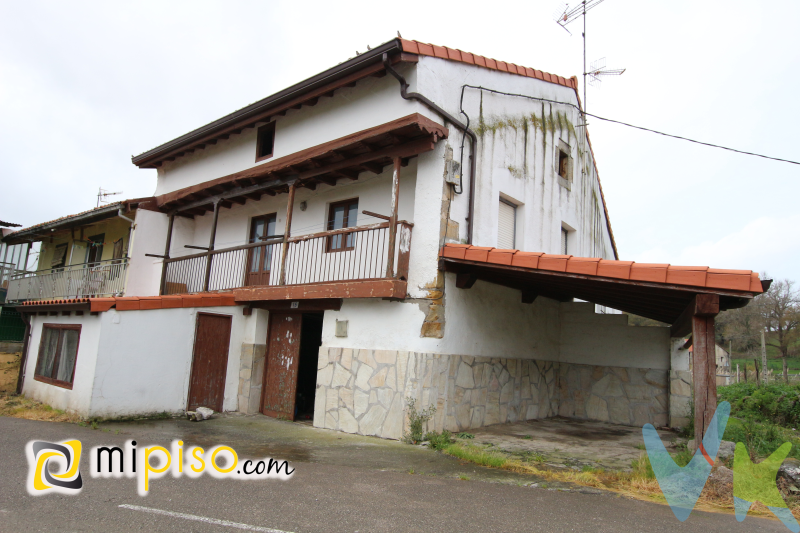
556 140 573 187
256 122 276 162
558 150 569 179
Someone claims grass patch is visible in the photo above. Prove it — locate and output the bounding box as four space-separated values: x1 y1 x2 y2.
442 443 508 468
0 393 81 423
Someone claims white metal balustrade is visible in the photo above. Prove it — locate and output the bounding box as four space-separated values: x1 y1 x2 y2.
6 259 128 302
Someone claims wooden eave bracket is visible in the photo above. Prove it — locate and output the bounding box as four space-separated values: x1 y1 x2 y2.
670 294 720 338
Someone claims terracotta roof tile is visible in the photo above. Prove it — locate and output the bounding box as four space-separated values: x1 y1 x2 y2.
439 244 764 294
398 40 576 91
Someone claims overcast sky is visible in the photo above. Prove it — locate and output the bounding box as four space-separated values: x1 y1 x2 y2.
1 0 798 281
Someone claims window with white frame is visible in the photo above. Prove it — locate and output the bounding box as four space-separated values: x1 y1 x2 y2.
498 199 516 249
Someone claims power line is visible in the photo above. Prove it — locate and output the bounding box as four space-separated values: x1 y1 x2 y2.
459 85 800 166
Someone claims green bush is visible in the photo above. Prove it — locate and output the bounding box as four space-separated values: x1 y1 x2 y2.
719 382 800 427
722 417 800 460
425 430 454 450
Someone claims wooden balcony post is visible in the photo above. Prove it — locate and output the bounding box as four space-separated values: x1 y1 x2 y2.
202 200 220 292
385 157 402 278
278 181 297 285
159 213 175 295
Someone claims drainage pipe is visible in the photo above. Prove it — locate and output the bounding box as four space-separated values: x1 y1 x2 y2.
382 54 478 244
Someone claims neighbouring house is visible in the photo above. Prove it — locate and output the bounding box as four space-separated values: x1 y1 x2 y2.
0 221 34 350
688 343 732 386
5 38 766 441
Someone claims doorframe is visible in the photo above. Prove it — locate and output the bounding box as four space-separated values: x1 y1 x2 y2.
186 311 233 412
259 311 303 419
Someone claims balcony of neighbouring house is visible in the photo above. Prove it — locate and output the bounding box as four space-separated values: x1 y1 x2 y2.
6 258 129 302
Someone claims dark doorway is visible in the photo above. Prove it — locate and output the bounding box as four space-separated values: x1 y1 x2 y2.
187 313 232 412
261 311 324 421
295 313 323 421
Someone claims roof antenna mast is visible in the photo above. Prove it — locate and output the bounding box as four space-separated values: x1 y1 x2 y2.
554 0 624 115
97 187 122 208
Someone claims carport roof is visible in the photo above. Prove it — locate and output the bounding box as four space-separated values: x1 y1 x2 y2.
439 244 766 325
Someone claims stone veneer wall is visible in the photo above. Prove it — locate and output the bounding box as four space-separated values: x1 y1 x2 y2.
313 347 670 440
669 369 692 428
238 343 266 414
556 364 669 427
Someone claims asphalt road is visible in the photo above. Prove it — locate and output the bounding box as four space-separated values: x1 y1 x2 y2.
0 416 789 532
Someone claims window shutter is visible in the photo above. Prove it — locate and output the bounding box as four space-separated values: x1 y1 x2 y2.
497 201 516 249
50 244 67 268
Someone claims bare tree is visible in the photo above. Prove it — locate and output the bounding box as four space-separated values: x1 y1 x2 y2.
717 277 800 383
759 279 800 383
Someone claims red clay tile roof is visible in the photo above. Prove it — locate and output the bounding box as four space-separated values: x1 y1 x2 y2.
18 293 238 312
440 244 764 294
399 39 578 90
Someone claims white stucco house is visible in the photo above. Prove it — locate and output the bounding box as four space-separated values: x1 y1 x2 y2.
5 38 766 441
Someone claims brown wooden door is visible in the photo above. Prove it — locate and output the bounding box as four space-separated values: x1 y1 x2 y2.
261 312 302 419
187 313 232 412
245 214 276 287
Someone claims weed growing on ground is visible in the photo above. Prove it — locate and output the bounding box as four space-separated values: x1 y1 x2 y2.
458 474 470 481
424 430 454 450
456 432 475 439
403 398 436 445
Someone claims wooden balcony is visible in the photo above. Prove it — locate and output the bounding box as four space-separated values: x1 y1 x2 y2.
161 222 412 298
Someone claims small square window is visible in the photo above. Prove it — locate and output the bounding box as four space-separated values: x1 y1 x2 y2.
558 151 569 179
256 122 276 162
556 140 573 186
34 324 81 389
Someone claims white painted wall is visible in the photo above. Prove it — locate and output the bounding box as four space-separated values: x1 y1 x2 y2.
21 314 102 414
320 274 670 371
22 307 256 417
154 64 423 196
559 302 671 370
87 307 249 417
320 275 558 360
124 209 170 297
414 55 616 260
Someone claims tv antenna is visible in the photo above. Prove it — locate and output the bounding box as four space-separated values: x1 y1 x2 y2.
97 187 122 207
554 0 624 114
587 57 626 87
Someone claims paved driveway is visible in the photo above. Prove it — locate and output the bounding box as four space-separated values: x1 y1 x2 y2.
0 415 787 532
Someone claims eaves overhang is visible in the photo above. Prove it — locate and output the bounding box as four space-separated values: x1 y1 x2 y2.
439 244 765 326
131 39 408 169
2 203 126 245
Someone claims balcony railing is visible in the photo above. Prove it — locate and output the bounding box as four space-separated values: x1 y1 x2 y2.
6 259 129 302
162 222 412 295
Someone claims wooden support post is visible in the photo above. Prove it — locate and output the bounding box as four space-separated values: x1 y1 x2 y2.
687 294 719 443
278 182 297 285
159 213 175 295
385 157 401 278
202 201 220 292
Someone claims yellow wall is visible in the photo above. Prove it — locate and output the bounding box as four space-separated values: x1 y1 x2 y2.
37 213 134 271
